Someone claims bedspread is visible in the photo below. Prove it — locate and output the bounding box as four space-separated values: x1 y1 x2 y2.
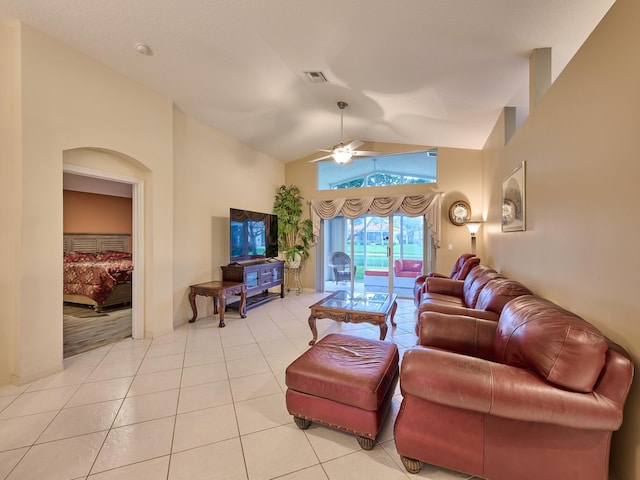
63 254 133 305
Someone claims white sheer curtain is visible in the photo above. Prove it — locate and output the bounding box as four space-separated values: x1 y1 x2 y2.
309 192 443 248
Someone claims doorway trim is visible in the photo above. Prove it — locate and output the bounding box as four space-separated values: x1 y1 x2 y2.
63 164 145 339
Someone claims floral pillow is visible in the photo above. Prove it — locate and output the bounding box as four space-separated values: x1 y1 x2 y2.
96 250 132 261
64 251 97 263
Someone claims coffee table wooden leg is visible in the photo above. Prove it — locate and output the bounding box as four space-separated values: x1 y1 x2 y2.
308 314 318 345
389 301 398 327
218 294 226 328
379 321 388 341
188 289 198 323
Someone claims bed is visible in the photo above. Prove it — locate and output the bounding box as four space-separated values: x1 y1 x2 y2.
63 234 133 311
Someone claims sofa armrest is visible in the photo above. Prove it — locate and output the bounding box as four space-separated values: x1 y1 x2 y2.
426 272 448 278
417 312 496 359
425 277 464 296
401 347 624 431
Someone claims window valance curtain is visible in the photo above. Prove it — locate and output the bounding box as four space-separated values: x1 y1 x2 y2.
308 192 443 248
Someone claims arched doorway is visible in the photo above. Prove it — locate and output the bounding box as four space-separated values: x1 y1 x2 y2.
63 151 146 350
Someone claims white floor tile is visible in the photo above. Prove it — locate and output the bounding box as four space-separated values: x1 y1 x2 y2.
26 365 94 391
88 456 169 479
0 448 28 479
223 343 263 361
322 447 407 480
38 399 122 442
168 437 247 480
180 362 228 387
0 385 78 420
226 356 271 379
234 392 291 435
229 372 282 402
127 368 182 397
113 389 179 427
241 424 319 480
304 424 361 463
7 431 107 480
86 360 142 383
0 395 17 413
0 293 481 480
67 376 134 407
137 352 185 374
172 403 239 453
91 417 174 473
177 380 232 414
0 411 57 451
183 348 225 368
276 464 329 480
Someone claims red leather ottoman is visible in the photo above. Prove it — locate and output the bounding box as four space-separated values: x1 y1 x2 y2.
285 333 399 449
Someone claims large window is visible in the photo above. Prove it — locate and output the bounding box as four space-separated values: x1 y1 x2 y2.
317 150 437 191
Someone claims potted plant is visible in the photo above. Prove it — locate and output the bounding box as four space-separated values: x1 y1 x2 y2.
273 184 315 268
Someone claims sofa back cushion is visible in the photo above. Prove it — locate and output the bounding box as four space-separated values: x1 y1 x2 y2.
462 265 500 308
494 295 609 392
449 253 475 278
474 278 532 314
451 256 480 281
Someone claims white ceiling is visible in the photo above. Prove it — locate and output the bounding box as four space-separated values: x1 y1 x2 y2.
0 0 614 163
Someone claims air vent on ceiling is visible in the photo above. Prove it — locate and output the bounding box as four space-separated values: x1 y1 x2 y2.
303 71 328 83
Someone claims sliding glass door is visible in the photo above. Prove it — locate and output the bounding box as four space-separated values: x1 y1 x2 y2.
322 213 426 298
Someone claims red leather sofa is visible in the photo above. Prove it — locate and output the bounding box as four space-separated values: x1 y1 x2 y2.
413 253 479 306
417 265 532 322
394 295 634 480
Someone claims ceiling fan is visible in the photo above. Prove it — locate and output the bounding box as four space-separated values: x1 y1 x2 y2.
309 101 381 164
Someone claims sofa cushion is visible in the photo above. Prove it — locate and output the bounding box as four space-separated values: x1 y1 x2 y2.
474 278 533 314
494 295 609 392
365 269 388 277
452 256 480 281
462 265 501 308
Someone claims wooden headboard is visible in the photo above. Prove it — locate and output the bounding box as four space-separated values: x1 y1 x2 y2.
63 234 131 253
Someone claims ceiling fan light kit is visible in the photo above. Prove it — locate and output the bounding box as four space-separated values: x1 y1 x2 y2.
310 101 381 164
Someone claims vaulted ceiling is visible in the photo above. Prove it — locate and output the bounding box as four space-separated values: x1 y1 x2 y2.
0 0 615 162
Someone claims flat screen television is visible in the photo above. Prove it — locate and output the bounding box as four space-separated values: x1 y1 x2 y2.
229 208 279 262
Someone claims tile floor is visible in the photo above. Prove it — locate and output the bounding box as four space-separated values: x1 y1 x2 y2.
0 292 481 480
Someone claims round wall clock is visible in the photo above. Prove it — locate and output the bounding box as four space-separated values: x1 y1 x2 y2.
448 201 471 226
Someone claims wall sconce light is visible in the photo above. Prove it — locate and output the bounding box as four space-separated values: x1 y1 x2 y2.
465 222 482 254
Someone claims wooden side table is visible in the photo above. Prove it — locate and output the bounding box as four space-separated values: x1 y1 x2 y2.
188 281 246 327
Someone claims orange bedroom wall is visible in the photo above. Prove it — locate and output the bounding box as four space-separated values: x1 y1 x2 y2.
63 190 132 235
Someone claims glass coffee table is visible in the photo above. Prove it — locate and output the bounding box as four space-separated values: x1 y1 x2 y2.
307 290 398 345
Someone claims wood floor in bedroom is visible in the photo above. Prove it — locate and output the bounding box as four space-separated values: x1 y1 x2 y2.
63 304 132 358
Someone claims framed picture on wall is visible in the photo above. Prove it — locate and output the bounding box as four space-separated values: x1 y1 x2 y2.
502 161 526 232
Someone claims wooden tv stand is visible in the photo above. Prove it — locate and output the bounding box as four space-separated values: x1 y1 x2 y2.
221 259 285 311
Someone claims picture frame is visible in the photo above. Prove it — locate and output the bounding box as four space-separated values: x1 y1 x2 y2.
502 161 526 232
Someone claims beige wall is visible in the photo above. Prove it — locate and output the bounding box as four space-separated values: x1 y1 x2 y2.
285 143 483 289
5 22 175 383
63 191 132 234
0 24 20 385
172 110 285 324
482 0 640 477
1 22 283 385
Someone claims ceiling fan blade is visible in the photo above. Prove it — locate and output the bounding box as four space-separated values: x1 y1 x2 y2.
309 154 333 163
345 139 363 150
352 150 382 157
